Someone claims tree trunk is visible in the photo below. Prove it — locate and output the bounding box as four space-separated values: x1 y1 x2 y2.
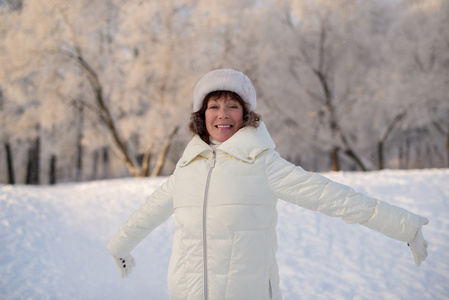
340 134 367 171
76 137 83 181
344 149 367 171
26 138 40 184
399 144 404 169
331 146 340 171
49 155 57 185
102 146 109 179
377 141 384 170
377 112 406 170
140 150 152 177
150 126 179 177
404 138 411 169
5 142 15 184
75 104 84 181
92 149 99 180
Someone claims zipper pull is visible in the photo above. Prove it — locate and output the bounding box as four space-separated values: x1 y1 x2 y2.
209 151 216 168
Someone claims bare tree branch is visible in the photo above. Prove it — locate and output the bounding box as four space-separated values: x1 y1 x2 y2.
59 10 140 176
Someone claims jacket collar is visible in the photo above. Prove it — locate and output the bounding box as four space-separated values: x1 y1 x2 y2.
179 121 276 167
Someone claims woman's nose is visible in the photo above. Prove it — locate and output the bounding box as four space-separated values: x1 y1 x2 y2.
218 108 229 118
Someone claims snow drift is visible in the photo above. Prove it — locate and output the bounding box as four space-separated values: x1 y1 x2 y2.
1 169 448 299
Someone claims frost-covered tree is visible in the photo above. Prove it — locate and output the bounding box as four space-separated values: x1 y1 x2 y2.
0 0 447 184
0 1 69 184
267 0 384 171
371 0 449 168
1 0 199 182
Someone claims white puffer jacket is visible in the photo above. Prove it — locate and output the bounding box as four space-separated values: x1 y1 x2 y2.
107 122 421 300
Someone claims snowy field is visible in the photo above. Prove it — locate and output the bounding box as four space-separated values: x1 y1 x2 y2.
1 169 448 300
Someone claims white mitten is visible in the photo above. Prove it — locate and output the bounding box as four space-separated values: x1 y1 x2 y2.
408 217 429 266
112 254 136 278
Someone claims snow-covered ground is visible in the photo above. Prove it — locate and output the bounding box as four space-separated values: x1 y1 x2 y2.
1 169 448 300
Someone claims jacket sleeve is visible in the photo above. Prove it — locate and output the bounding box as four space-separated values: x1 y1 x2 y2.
107 175 175 258
264 150 421 243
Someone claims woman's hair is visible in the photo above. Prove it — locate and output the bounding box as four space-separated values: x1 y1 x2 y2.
188 90 261 144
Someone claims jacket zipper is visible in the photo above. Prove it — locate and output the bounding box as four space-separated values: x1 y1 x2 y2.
203 150 216 300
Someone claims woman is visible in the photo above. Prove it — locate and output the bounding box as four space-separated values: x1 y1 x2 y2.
107 69 429 300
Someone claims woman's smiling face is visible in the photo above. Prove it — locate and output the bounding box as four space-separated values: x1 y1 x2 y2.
205 94 244 142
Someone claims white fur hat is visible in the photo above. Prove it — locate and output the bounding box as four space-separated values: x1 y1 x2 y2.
193 69 257 112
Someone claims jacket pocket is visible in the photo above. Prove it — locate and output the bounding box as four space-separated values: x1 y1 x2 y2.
225 229 269 299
